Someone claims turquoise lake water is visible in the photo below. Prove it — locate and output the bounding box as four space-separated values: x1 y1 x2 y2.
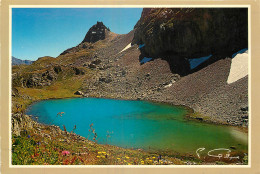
26 98 248 155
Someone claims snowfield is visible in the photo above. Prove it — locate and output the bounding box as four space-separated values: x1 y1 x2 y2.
227 51 248 84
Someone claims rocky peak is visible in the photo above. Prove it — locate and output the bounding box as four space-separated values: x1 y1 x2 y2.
81 21 110 43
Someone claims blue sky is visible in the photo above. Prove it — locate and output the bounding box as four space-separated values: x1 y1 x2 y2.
12 8 142 61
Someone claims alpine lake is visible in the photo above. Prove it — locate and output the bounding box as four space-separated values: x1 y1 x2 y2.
26 98 248 157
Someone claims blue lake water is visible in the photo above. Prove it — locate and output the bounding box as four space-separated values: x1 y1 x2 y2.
26 98 248 154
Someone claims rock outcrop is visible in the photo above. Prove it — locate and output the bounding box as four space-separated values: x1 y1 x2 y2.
12 70 58 88
12 113 37 136
81 21 110 43
132 8 248 75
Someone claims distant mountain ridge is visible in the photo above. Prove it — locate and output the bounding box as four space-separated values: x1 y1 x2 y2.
12 56 34 65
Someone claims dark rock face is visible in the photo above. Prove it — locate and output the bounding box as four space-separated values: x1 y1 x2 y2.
133 8 248 75
81 21 110 43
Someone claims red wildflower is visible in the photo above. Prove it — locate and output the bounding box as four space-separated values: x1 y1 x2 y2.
62 150 70 156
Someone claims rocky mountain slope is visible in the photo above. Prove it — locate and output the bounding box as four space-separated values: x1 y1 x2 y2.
12 8 248 128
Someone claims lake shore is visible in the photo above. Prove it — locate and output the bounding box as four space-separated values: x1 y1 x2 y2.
16 92 248 134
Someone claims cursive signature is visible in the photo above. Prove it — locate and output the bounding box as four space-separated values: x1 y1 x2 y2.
196 147 240 160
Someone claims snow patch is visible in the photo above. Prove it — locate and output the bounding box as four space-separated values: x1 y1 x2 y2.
140 57 152 64
139 44 145 49
119 43 132 53
227 52 248 84
189 55 212 69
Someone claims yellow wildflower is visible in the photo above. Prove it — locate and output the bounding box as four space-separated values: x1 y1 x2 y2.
117 158 121 160
126 156 130 159
102 152 106 154
152 157 156 159
98 152 102 154
146 158 149 160
97 156 100 158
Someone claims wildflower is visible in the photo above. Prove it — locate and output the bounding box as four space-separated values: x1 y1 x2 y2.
149 160 153 162
117 158 121 160
62 151 70 156
125 156 130 159
27 135 31 138
101 155 105 158
128 163 132 165
102 152 106 154
146 158 149 160
98 152 102 154
97 156 101 158
152 157 156 159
